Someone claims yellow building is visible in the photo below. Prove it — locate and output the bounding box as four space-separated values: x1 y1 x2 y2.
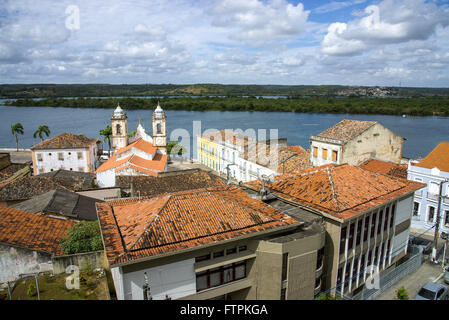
197 135 220 171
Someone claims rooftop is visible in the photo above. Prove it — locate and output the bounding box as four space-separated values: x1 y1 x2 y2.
315 119 377 142
40 169 95 190
0 206 76 255
201 129 256 147
359 159 407 179
0 172 94 202
414 142 449 173
247 164 425 221
96 186 297 265
11 189 102 221
31 133 100 150
116 170 225 196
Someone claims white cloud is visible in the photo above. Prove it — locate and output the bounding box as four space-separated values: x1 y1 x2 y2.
321 0 449 56
210 0 310 45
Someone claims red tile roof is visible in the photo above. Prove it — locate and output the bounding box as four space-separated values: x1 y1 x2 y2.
97 186 297 265
247 164 424 220
115 138 157 156
316 120 377 142
95 139 167 175
31 133 99 150
415 142 449 172
359 159 408 179
0 207 76 255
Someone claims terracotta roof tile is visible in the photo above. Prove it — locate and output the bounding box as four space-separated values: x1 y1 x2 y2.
247 164 424 220
415 142 449 172
115 138 157 156
316 119 377 142
115 170 225 196
359 159 407 179
97 186 296 265
31 133 99 150
0 207 76 255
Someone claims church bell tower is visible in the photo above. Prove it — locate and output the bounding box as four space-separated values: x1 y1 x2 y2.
152 101 167 153
111 103 128 154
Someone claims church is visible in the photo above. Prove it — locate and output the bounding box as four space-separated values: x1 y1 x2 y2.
95 102 168 188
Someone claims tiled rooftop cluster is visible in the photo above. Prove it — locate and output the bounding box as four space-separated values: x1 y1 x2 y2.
248 163 424 220
97 186 297 265
31 133 100 150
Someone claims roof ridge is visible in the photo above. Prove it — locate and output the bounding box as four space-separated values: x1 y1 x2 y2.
326 166 341 212
128 195 172 251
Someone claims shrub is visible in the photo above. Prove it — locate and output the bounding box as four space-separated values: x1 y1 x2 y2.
396 286 409 300
27 283 36 297
59 221 104 255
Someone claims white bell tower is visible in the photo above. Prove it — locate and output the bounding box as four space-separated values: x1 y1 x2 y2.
152 101 167 153
111 103 128 153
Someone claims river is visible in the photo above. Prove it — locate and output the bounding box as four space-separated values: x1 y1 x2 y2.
1 103 448 159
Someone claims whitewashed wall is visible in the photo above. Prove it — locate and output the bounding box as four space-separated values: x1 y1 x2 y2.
34 147 96 174
118 259 196 300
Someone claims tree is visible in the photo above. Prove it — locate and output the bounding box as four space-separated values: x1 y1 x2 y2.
60 221 104 255
128 131 136 137
167 141 186 156
100 125 113 156
11 123 24 151
33 125 51 141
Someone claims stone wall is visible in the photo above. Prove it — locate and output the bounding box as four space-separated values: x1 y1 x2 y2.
51 250 108 274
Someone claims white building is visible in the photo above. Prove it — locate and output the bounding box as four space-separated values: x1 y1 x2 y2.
407 142 449 234
31 133 101 175
196 130 287 183
310 119 404 167
95 103 168 188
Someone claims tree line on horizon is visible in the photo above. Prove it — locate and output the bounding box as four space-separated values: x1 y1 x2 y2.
5 96 449 117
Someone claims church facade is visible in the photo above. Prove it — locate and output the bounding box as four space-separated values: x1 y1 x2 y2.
95 102 168 188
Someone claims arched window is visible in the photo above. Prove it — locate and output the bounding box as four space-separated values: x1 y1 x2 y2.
116 124 121 134
156 123 162 134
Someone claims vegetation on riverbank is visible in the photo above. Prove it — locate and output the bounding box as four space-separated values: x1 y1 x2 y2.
4 96 449 116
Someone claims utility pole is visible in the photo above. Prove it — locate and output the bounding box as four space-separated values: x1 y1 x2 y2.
432 179 448 262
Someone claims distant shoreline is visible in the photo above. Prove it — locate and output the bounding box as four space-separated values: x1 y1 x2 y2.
3 96 449 117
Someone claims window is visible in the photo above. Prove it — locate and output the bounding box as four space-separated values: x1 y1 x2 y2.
37 153 43 161
363 215 370 242
370 212 377 238
413 202 420 217
427 206 436 223
390 205 396 228
313 146 318 157
340 226 347 254
238 245 247 252
226 247 237 255
213 250 224 258
356 219 362 246
195 261 246 292
348 223 355 250
384 207 390 231
377 209 383 235
116 124 121 134
444 211 449 227
195 254 211 263
68 152 71 155
316 247 324 270
58 152 64 161
77 152 83 160
282 253 288 281
332 150 338 162
322 148 328 160
48 153 52 156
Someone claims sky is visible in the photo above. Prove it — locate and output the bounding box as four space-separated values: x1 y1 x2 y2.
1 0 449 87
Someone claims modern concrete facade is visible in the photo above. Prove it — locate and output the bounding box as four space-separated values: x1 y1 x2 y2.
310 120 404 167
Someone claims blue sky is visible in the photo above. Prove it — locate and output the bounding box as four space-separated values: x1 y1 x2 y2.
1 0 449 86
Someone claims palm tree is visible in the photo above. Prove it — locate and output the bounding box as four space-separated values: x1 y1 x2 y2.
11 123 24 151
100 125 113 156
33 125 51 141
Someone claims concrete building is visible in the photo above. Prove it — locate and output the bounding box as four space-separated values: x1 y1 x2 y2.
310 120 404 167
96 185 325 300
31 133 101 175
246 163 425 297
407 142 449 234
